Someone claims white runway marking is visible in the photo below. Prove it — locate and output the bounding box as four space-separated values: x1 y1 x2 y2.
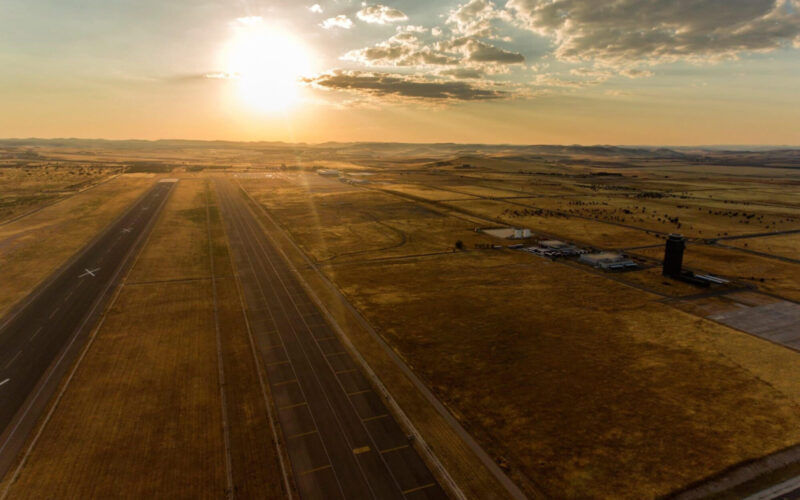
30 326 42 341
79 268 100 278
48 307 59 319
3 351 22 370
0 379 9 387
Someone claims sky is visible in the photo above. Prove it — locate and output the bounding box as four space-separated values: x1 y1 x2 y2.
0 0 799 145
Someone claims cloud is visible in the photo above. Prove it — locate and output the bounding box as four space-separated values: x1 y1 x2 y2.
439 37 525 64
447 0 511 38
533 73 605 88
619 67 654 79
462 39 524 64
321 15 354 29
399 25 427 33
506 0 800 65
357 4 409 24
303 70 513 101
438 67 487 79
343 43 460 67
343 31 461 67
309 4 323 13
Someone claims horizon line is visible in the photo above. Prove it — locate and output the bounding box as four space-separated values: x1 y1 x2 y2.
1 137 799 150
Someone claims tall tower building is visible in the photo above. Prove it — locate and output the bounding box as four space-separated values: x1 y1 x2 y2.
663 234 686 277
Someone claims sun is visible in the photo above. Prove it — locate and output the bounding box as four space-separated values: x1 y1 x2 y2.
223 19 312 112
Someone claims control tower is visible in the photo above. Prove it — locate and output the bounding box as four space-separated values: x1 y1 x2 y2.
663 234 686 277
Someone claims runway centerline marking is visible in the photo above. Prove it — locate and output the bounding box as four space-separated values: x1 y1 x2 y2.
29 326 43 342
0 379 9 388
346 389 372 397
403 483 437 495
287 430 318 440
298 464 333 476
278 402 308 411
362 414 390 423
380 445 409 454
3 351 22 370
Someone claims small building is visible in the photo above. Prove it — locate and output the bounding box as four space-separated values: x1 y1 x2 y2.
539 240 569 249
318 169 340 177
521 246 560 257
579 252 638 270
538 239 586 256
512 228 532 239
481 227 532 239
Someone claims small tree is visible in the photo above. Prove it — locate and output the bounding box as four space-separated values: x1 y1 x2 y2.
455 240 464 251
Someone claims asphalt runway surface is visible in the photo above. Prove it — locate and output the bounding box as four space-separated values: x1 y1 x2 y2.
0 179 176 477
215 179 447 500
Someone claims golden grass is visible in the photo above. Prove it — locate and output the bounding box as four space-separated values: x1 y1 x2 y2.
726 233 800 260
241 175 499 263
382 183 478 201
126 178 210 283
444 198 662 248
508 194 800 239
0 166 113 223
0 175 152 317
331 249 800 499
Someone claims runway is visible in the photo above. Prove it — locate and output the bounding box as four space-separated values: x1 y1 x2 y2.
0 179 176 477
215 179 447 500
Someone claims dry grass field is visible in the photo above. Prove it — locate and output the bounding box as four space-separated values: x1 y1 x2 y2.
0 165 116 223
329 250 800 499
445 197 665 248
0 174 152 317
0 178 284 498
726 233 800 260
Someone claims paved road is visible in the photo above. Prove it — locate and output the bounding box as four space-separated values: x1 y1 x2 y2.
215 179 447 500
0 180 176 477
744 475 800 500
